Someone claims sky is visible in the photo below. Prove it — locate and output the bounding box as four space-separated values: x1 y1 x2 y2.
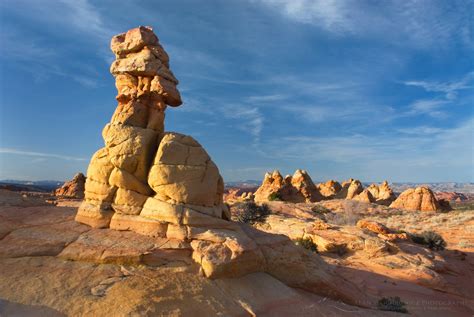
0 0 473 183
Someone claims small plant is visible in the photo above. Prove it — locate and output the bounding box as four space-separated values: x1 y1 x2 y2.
233 202 270 224
294 237 318 253
268 192 282 201
311 205 331 214
410 231 446 251
377 296 408 313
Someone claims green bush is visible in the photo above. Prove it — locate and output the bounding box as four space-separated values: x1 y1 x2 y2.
411 231 446 251
233 202 270 224
294 237 318 253
377 296 408 313
267 192 282 201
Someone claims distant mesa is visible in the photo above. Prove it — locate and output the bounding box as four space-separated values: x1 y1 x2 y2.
55 173 85 199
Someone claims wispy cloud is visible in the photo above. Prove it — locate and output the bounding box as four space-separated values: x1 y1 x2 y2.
260 118 474 181
58 0 113 41
406 99 449 118
256 0 472 49
220 105 264 144
403 72 474 99
0 148 87 161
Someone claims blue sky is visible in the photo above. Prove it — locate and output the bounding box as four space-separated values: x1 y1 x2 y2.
0 0 473 182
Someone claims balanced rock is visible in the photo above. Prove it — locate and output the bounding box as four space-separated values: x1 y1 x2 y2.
254 169 322 203
55 173 85 199
75 26 262 278
389 186 447 212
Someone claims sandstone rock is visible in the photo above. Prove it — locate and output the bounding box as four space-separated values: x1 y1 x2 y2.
366 181 396 205
148 133 222 207
435 192 468 202
390 186 446 211
356 219 390 235
254 169 322 203
55 173 85 199
346 179 363 199
317 180 342 198
353 189 374 203
76 27 264 280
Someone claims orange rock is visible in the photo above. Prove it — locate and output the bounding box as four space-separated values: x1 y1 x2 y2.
390 186 447 211
354 189 375 203
317 180 342 198
55 173 85 199
367 181 396 205
254 169 322 203
356 219 390 235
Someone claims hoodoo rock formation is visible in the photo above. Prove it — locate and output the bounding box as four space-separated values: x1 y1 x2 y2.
366 181 396 205
254 169 322 203
55 173 86 199
389 186 448 212
75 26 242 277
72 27 368 304
317 180 342 199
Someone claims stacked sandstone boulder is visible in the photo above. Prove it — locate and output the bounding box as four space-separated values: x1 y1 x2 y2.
75 27 262 278
254 169 322 203
55 173 85 199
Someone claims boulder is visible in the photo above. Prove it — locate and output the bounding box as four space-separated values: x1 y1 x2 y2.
390 186 448 212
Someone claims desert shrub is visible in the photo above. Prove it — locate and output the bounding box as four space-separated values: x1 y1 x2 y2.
410 231 446 251
267 192 282 201
294 237 318 253
232 202 270 224
377 296 408 313
311 205 331 214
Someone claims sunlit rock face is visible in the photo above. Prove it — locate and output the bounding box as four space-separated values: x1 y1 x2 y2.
390 186 447 212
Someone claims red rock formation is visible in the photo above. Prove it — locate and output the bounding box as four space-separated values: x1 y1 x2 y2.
390 186 450 212
254 169 322 203
317 180 342 198
366 181 396 205
55 173 85 199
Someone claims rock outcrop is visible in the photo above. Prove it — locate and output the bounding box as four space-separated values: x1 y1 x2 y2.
73 27 367 301
317 180 342 198
254 170 322 203
55 173 85 199
353 189 374 203
390 186 449 212
75 26 260 279
366 181 396 205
